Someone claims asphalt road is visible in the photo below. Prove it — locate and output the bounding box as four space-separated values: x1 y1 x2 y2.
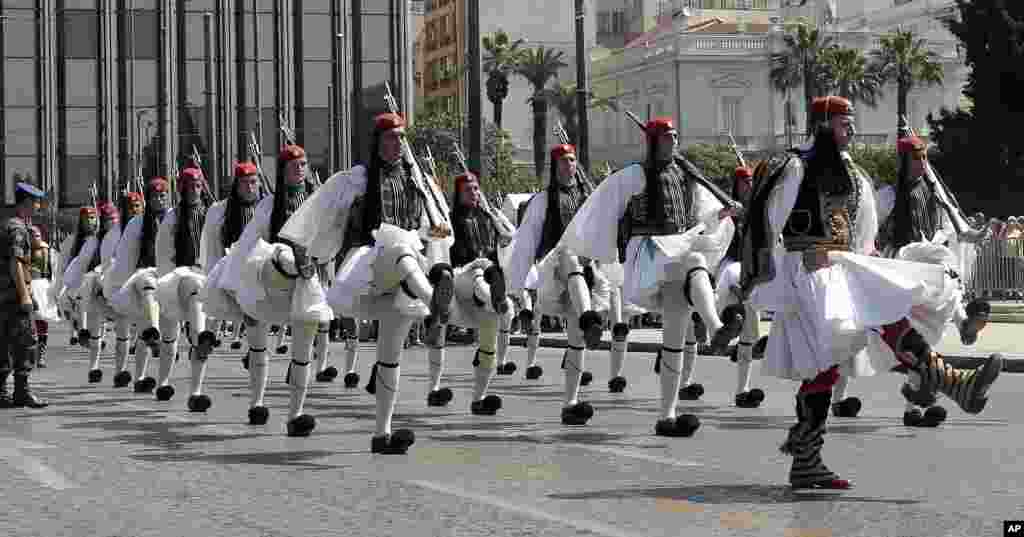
0 323 1019 537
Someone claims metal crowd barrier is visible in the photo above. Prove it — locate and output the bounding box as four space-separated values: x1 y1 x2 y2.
963 237 1024 301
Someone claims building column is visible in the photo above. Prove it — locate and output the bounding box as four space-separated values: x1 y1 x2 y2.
218 0 237 187
40 1 59 199
159 0 178 178
276 0 296 140
100 0 119 199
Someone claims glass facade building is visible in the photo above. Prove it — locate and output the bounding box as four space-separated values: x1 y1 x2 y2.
0 0 413 207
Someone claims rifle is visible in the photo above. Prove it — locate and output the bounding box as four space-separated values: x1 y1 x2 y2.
727 132 747 169
278 113 321 189
623 109 743 213
453 141 515 239
423 146 440 180
248 131 275 195
189 144 219 203
900 115 974 238
383 81 451 238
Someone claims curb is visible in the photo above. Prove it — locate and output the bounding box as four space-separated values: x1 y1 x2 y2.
508 336 1024 374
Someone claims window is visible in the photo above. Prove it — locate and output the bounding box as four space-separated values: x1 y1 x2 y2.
183 13 210 61
302 61 332 107
302 14 333 60
4 157 38 205
62 156 99 206
183 61 206 107
240 13 277 60
362 14 391 61
130 10 160 60
132 60 159 107
4 59 37 106
721 97 742 135
300 107 330 165
3 14 38 58
64 108 99 155
4 108 37 155
65 60 98 106
62 11 99 59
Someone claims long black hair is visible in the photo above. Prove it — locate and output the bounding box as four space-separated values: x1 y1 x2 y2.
642 139 669 226
137 205 160 268
802 124 854 198
536 157 592 260
221 177 257 249
358 131 414 245
172 192 208 267
69 218 93 260
890 149 915 250
268 158 315 243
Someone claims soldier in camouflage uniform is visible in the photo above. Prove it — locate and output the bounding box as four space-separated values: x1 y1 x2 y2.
0 183 49 409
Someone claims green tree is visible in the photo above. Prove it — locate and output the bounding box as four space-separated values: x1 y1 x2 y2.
770 21 833 136
515 46 568 178
818 45 884 108
871 27 944 134
483 29 527 130
547 82 619 145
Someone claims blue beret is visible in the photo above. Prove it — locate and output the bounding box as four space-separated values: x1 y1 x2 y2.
15 182 46 199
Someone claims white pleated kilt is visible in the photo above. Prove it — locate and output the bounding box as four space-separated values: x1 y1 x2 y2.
110 267 158 320
895 241 963 346
445 258 512 329
31 279 61 323
202 256 246 321
752 250 949 381
535 246 612 319
156 266 207 323
329 225 430 320
619 228 722 313
231 240 333 325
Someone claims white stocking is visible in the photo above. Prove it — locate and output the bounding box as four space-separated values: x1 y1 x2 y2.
86 311 103 371
661 281 691 419
427 324 446 392
375 313 413 436
156 316 179 386
473 315 499 401
609 287 627 378
496 310 512 367
114 318 131 373
526 313 540 367
313 324 330 373
247 320 269 408
735 304 759 395
287 322 318 420
563 323 586 406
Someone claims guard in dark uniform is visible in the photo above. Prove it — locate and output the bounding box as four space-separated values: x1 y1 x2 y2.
0 182 49 408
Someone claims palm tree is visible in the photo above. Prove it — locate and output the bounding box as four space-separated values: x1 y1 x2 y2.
818 45 884 108
871 26 944 133
515 46 568 178
548 82 619 145
482 30 526 130
770 22 833 136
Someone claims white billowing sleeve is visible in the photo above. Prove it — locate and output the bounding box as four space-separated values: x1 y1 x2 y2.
155 208 176 276
875 183 896 224
279 167 368 262
99 223 121 272
559 166 643 265
506 193 546 293
105 216 143 297
201 201 227 275
853 174 879 254
767 157 805 240
688 182 734 265
63 236 99 291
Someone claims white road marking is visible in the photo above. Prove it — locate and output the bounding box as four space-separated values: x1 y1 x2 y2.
407 479 648 537
561 442 702 468
0 440 78 490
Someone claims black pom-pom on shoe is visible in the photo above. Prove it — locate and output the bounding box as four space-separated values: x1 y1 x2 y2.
113 370 132 387
286 415 316 437
371 430 416 454
155 385 175 401
608 376 627 393
496 362 517 375
678 383 704 401
580 371 593 386
427 388 454 407
831 397 862 418
921 405 947 427
525 365 543 380
316 366 339 382
735 389 765 408
471 395 502 415
248 406 269 425
655 415 700 437
88 369 103 384
560 401 594 425
187 394 212 412
343 372 360 388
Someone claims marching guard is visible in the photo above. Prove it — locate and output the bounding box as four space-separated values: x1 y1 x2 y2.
279 112 455 454
507 143 610 427
555 119 736 436
78 201 120 381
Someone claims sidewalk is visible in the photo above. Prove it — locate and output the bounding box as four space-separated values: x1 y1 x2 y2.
509 322 1024 373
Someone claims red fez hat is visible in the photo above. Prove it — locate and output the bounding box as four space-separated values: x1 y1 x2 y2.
454 172 479 192
644 117 677 139
178 167 207 192
897 135 927 155
811 96 854 119
147 177 169 193
125 191 145 202
98 201 119 218
80 207 97 218
734 166 753 180
234 161 259 177
550 144 576 161
374 113 406 132
279 144 306 162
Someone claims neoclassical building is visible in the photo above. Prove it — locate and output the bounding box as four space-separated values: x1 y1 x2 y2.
588 0 965 165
